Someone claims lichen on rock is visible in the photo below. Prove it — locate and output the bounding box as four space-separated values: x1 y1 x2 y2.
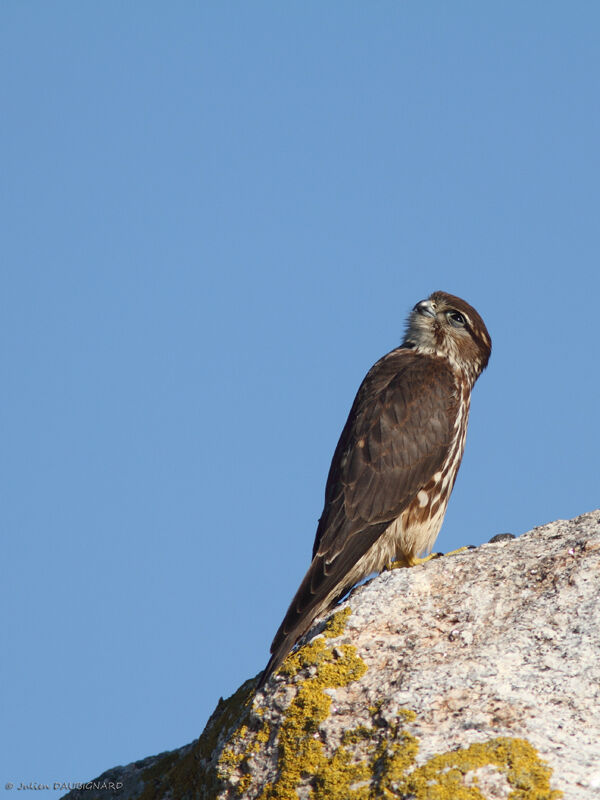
213 608 561 800
62 511 600 800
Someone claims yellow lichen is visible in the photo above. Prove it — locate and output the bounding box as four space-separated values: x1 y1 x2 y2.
218 706 271 797
138 604 562 800
259 608 369 800
320 605 353 638
372 733 420 796
254 605 561 800
138 677 257 800
403 737 562 800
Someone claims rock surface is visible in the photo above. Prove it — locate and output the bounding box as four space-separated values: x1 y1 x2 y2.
63 511 600 800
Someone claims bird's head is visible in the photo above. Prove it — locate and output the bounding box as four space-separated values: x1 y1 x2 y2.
403 291 491 382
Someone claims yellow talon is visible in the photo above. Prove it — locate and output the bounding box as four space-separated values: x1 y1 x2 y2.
389 552 439 570
389 546 471 570
443 545 472 558
409 552 443 567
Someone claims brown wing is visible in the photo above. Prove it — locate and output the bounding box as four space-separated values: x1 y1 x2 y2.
260 348 458 687
314 348 456 558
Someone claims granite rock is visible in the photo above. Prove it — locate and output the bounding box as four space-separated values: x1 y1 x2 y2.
62 511 600 800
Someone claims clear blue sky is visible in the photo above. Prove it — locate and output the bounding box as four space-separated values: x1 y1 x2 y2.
2 1 599 787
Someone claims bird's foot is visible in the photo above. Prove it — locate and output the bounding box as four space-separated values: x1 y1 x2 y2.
410 552 444 567
444 545 476 557
389 546 473 570
389 552 442 570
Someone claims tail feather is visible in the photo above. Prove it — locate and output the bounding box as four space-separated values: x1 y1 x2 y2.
256 646 285 691
257 521 388 690
256 595 333 690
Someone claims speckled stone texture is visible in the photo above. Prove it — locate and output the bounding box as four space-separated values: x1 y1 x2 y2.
62 510 600 800
337 510 600 798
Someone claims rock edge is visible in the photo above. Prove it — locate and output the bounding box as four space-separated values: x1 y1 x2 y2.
63 511 600 800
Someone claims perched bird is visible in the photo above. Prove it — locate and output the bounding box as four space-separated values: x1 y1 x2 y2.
258 291 491 688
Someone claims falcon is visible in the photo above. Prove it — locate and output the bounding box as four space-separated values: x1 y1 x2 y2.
258 291 491 688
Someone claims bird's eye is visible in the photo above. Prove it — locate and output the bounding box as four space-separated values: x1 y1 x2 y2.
447 311 466 327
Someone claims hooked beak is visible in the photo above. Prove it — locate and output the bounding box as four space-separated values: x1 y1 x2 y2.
413 300 436 318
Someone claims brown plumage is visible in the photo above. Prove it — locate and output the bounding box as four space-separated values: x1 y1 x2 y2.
258 291 491 689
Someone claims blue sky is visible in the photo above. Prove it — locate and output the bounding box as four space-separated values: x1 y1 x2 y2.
2 1 599 787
